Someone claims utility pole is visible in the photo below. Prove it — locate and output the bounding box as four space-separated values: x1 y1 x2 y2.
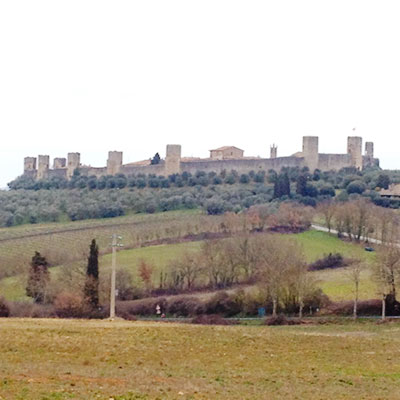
110 233 123 319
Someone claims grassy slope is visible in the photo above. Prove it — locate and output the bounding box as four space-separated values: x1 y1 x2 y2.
0 229 378 302
1 318 400 400
0 209 216 281
296 230 377 301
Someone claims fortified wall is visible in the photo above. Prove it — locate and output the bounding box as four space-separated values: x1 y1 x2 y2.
23 136 379 181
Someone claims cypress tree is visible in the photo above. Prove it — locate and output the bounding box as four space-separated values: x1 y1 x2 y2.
296 174 308 196
274 172 291 198
26 251 50 303
84 239 99 308
281 172 291 197
151 153 161 165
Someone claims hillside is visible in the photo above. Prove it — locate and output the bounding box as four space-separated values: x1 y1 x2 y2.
0 210 225 280
0 229 376 303
3 166 399 229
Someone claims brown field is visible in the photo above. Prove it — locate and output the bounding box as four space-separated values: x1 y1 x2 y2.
1 318 400 399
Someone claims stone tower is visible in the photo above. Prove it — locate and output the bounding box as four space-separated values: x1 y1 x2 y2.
67 152 81 179
24 157 37 173
270 144 277 159
165 144 181 175
347 136 363 170
37 155 50 180
107 151 123 175
365 142 374 158
53 158 66 169
302 136 319 172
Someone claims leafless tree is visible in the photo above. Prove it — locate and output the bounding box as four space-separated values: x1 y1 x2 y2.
346 260 364 319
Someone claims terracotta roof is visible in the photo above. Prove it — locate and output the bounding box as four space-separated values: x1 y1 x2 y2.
380 184 400 197
209 146 244 152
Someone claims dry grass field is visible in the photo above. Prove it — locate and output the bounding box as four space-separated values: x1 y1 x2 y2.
1 318 400 399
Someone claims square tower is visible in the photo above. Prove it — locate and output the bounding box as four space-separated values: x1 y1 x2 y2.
67 153 81 179
302 136 319 172
107 151 123 175
347 137 363 170
165 144 181 175
37 155 50 180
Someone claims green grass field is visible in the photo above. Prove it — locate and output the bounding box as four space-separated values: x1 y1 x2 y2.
0 229 378 303
1 318 400 399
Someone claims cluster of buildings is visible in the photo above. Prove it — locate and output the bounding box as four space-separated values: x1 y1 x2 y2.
23 136 378 181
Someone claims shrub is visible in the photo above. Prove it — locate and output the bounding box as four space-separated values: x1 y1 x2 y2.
0 297 10 317
323 299 381 316
117 297 168 317
347 180 366 194
264 315 302 325
167 296 205 316
205 291 242 317
308 253 346 271
54 292 86 318
319 185 335 197
206 199 225 215
8 302 55 318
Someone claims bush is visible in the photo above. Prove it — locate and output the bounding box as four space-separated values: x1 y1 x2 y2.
323 299 381 316
264 315 302 326
308 253 346 271
347 180 366 194
0 296 10 317
116 297 168 317
205 291 242 317
206 200 225 215
191 314 233 325
167 296 205 316
54 292 86 318
8 302 55 318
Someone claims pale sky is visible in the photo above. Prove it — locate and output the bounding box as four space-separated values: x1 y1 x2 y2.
1 1 399 188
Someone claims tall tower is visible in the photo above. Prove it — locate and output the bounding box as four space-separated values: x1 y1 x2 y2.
347 136 363 170
37 155 50 180
67 152 81 179
270 144 277 159
24 157 37 173
107 151 123 175
365 142 374 158
165 144 181 175
302 136 319 172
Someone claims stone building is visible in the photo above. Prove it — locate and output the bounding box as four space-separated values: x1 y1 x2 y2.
22 136 379 182
210 146 244 160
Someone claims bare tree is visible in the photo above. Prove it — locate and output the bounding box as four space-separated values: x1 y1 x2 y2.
172 252 203 290
346 260 364 319
317 201 336 233
373 244 400 320
256 235 306 316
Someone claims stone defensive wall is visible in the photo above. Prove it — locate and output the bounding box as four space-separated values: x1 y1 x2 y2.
22 136 379 181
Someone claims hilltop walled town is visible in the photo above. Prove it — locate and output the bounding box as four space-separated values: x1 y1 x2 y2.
23 136 378 181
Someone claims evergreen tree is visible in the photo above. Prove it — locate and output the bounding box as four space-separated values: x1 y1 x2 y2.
296 174 308 196
26 251 50 303
84 239 99 308
377 174 390 190
274 172 291 198
151 153 161 165
281 172 291 197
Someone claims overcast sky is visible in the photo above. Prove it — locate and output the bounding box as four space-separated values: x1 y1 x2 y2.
1 1 399 187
